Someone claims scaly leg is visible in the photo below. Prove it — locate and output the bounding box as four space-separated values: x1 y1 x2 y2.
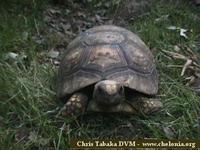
127 97 163 115
59 93 88 117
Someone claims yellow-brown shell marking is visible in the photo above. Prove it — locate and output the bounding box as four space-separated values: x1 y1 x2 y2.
88 45 122 69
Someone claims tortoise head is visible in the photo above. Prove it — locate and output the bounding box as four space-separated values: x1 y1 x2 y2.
93 80 124 106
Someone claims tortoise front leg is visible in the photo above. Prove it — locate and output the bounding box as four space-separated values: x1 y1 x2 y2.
87 98 162 115
128 97 163 115
59 93 88 117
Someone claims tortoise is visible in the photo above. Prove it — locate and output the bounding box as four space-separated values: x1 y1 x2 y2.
57 25 163 116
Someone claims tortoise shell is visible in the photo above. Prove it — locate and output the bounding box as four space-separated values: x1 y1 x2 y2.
57 25 158 100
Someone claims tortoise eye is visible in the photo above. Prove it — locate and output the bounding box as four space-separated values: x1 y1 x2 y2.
98 87 104 93
119 87 124 93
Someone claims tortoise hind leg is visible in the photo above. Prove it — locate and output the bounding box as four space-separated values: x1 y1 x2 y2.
59 93 88 117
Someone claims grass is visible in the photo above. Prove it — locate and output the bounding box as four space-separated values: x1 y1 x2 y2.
0 0 200 149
